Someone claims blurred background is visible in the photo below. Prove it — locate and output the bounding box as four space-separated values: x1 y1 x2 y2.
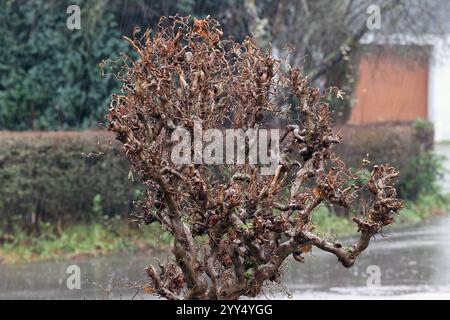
1 0 450 299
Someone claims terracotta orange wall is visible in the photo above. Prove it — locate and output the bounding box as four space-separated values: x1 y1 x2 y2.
349 53 428 124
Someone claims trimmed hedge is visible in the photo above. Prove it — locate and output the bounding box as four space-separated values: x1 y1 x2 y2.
0 131 139 234
335 121 436 201
0 121 435 233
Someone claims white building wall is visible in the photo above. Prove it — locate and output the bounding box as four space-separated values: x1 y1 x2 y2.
429 35 450 142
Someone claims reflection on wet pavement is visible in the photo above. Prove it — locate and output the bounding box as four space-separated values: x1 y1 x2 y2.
1 216 450 299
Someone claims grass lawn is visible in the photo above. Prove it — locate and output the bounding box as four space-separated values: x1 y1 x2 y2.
0 221 171 264
1 194 448 265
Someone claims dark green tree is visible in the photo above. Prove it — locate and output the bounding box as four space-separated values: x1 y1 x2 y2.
0 0 128 130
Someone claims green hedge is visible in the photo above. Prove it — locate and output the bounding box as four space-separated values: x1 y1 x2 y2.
335 120 437 201
0 131 139 234
0 122 437 233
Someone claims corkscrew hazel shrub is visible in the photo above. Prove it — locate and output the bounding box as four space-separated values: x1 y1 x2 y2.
104 15 403 300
